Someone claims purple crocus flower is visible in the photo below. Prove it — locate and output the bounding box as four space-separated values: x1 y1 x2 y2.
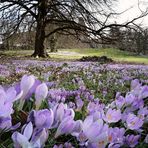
145 134 148 143
115 96 125 109
81 116 109 148
52 103 75 127
55 116 76 138
125 94 135 105
18 75 35 110
0 86 22 117
108 127 125 145
131 79 141 90
0 86 22 130
125 135 140 147
12 122 48 148
103 108 121 123
12 122 33 148
20 75 35 99
76 98 84 111
35 83 48 110
24 79 41 100
139 85 148 99
138 107 148 120
126 113 143 130
87 101 104 114
0 116 12 130
31 128 49 147
28 109 54 129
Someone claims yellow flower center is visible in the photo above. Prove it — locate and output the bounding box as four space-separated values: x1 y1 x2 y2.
109 135 112 142
107 114 112 120
98 141 105 146
131 121 135 126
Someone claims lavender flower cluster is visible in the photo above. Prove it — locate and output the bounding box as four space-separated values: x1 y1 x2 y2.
0 74 148 148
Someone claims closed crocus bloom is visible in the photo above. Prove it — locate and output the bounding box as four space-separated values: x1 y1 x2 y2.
125 94 135 105
115 96 125 109
55 116 76 138
104 108 121 123
18 75 35 110
28 109 54 129
126 113 143 130
53 103 75 127
125 135 140 148
76 98 84 111
31 128 49 147
53 103 66 123
72 120 83 137
63 108 75 119
20 75 35 99
35 83 48 110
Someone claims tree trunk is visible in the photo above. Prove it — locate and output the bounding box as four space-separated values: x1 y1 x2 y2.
32 22 47 57
31 0 48 58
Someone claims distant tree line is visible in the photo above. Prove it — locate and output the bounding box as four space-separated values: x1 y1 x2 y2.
109 25 148 55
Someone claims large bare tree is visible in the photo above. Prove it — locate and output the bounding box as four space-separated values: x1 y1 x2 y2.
0 0 148 57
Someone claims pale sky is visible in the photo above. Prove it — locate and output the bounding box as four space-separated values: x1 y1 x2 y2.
115 0 148 27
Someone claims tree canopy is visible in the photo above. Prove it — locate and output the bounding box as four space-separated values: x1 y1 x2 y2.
0 0 148 57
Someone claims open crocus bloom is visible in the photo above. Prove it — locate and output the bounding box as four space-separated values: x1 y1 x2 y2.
103 108 121 123
126 113 144 130
125 135 140 148
81 116 108 148
108 127 125 145
12 122 48 148
0 86 22 130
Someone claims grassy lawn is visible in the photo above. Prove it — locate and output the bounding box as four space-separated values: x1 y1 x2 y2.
1 48 148 64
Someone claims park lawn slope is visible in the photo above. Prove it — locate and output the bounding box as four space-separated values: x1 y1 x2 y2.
0 48 148 64
49 48 148 64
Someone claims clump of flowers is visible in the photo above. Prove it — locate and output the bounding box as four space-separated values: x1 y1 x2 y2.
0 73 147 148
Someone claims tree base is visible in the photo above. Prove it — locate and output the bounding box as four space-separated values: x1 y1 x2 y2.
31 52 49 58
50 48 58 53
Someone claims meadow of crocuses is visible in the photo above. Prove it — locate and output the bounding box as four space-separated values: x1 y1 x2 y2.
0 60 148 148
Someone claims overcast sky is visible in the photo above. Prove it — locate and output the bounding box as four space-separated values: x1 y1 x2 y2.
115 0 148 26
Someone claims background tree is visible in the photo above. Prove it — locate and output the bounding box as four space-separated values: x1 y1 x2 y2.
0 0 148 57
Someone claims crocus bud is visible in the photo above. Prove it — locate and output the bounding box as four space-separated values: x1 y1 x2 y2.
20 75 35 99
35 83 48 110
